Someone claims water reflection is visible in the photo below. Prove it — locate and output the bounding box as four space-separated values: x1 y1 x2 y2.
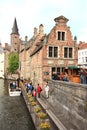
0 79 35 130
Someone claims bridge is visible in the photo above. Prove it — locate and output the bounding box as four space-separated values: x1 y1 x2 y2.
21 80 87 130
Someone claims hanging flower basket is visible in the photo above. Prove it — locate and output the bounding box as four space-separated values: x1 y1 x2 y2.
39 122 50 130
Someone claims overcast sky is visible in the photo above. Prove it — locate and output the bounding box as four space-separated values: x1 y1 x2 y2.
0 0 87 46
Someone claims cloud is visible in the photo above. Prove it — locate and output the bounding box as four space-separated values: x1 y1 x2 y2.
0 0 87 45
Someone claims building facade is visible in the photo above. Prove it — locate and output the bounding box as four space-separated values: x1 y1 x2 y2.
78 42 87 68
19 15 78 87
0 43 4 78
4 43 10 78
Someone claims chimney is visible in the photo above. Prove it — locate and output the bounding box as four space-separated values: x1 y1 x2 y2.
34 27 38 38
5 43 8 50
25 36 28 42
54 15 69 26
39 24 44 36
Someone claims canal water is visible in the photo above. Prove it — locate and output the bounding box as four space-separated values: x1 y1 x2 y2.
0 79 35 130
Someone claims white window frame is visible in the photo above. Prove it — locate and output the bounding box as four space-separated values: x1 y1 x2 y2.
56 30 66 41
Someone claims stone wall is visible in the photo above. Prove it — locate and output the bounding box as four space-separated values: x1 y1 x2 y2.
48 80 87 130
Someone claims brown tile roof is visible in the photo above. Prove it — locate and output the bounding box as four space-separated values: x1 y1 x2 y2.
78 42 87 49
30 35 46 56
30 42 43 56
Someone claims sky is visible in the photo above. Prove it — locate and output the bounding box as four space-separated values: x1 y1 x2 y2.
0 0 87 46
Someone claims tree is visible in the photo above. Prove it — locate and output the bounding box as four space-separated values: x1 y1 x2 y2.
8 53 19 74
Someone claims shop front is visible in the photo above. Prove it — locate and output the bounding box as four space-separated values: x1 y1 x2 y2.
68 66 81 83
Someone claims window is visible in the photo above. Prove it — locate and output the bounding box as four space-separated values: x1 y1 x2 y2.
69 48 72 58
48 46 58 58
54 47 58 57
82 57 84 62
49 47 53 57
85 57 87 62
57 31 65 41
64 48 68 58
51 67 65 80
64 47 73 58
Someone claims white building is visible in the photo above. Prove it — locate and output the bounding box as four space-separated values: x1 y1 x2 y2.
0 44 4 78
78 42 87 68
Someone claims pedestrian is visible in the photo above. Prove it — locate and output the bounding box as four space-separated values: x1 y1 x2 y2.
17 77 20 87
25 81 28 93
45 82 49 98
63 72 69 81
80 69 87 84
10 82 13 90
32 89 37 100
13 81 16 89
26 82 30 93
29 82 34 94
59 72 63 80
37 84 42 98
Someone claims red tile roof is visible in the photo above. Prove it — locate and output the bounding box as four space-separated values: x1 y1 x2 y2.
78 42 87 49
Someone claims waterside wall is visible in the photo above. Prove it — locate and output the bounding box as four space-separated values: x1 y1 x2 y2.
20 83 57 130
47 80 87 130
20 81 87 130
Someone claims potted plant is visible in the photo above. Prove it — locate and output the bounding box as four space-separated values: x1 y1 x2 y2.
34 105 42 113
27 93 32 98
31 101 37 106
29 97 34 102
39 122 50 130
38 112 47 119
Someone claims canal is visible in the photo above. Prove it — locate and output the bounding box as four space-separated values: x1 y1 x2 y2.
0 79 36 130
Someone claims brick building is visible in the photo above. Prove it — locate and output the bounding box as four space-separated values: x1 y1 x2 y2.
19 15 78 87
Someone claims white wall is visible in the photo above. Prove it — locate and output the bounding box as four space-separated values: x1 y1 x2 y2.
0 48 4 78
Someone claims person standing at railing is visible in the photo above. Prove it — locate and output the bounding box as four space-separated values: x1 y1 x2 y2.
45 82 49 98
37 84 42 98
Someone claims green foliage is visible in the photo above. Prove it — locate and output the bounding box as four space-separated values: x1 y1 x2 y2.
8 53 19 74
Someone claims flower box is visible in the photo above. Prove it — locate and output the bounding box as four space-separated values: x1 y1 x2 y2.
31 101 37 106
38 112 47 119
34 106 42 113
39 122 50 130
29 97 34 102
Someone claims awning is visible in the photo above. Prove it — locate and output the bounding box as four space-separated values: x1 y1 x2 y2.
68 66 80 69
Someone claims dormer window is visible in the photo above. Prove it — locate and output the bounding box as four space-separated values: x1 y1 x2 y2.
57 31 65 41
